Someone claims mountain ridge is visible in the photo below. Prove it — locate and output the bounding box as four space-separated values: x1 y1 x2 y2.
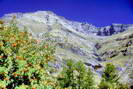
2 11 133 36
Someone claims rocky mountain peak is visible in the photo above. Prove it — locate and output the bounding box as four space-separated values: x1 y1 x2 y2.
2 11 133 36
98 24 133 36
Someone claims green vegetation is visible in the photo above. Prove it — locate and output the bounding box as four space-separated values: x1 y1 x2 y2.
98 63 130 89
0 19 130 89
57 60 95 89
0 19 56 89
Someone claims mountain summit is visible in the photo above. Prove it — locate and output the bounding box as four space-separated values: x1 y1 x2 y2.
3 11 133 36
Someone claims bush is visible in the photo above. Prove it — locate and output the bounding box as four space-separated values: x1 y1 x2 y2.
117 83 130 89
0 19 56 89
98 80 113 89
57 60 76 88
102 63 119 83
57 60 95 89
98 63 130 89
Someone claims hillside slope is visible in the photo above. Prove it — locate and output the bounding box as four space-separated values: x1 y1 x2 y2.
2 11 133 85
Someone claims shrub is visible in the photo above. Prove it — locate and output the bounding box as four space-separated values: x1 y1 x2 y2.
0 19 56 89
117 83 130 89
101 63 119 83
98 63 130 89
57 60 76 88
57 60 95 89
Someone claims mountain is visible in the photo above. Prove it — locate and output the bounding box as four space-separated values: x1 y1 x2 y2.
1 11 133 86
98 24 133 36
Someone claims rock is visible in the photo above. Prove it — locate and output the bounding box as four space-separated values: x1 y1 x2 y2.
95 43 102 50
101 50 119 59
97 24 133 36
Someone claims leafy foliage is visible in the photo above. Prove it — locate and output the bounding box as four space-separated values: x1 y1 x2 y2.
0 19 56 89
57 60 76 88
98 63 130 89
57 60 95 89
102 63 119 83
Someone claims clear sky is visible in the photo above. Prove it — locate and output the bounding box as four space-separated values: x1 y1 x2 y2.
0 0 133 26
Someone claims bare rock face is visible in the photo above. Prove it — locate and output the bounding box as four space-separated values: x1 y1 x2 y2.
1 11 133 85
97 24 133 36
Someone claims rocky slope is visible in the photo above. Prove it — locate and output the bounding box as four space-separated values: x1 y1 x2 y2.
96 29 133 85
1 11 133 86
98 24 133 36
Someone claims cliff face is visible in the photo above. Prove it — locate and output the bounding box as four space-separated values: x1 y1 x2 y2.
2 11 133 85
97 24 133 36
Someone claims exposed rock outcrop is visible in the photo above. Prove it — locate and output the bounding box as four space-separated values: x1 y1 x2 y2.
98 24 133 36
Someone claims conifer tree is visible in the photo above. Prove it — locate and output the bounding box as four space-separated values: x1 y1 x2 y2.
58 60 76 88
102 63 119 83
74 61 86 89
83 68 95 89
98 63 119 89
74 61 95 89
58 60 96 89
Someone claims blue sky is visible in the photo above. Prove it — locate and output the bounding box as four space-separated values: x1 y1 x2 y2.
0 0 133 26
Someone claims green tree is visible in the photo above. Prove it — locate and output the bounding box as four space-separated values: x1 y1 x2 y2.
0 18 56 89
74 61 95 89
74 61 86 88
98 63 119 89
57 60 76 88
83 68 95 89
98 80 113 89
117 83 130 89
58 60 95 89
102 63 119 83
